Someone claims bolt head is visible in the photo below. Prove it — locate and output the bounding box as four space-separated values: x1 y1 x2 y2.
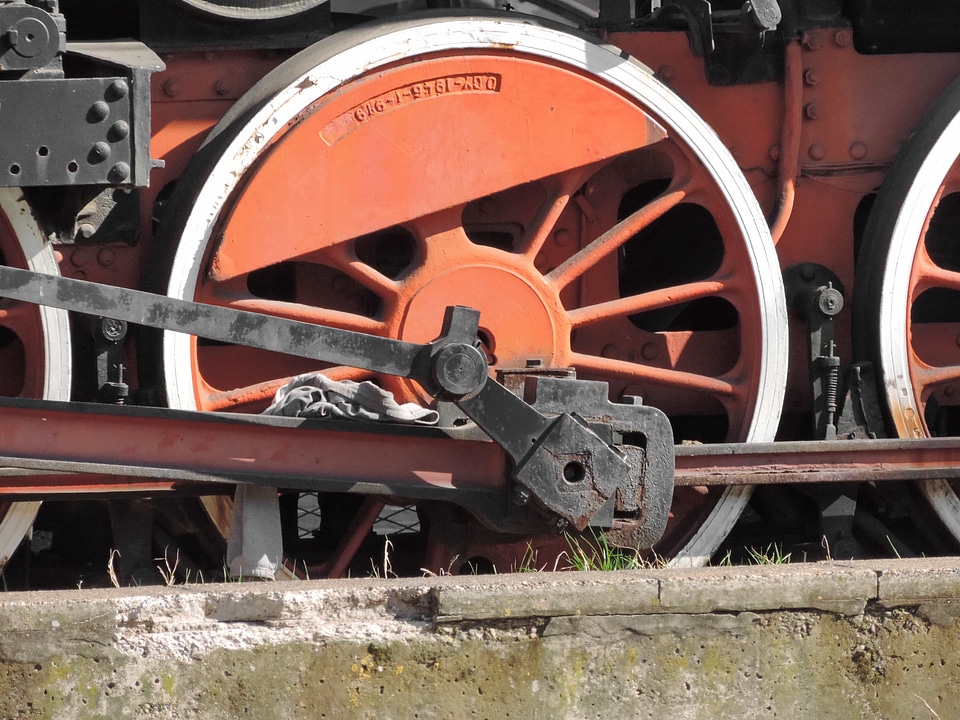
849 141 867 160
109 162 131 183
108 121 130 142
99 317 127 342
432 343 487 396
89 101 110 122
802 32 821 50
107 80 129 100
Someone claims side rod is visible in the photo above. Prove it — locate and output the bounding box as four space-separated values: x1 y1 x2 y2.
0 265 426 378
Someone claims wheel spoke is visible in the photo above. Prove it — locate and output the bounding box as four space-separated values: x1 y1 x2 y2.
912 245 960 295
570 351 737 397
912 361 960 395
567 278 727 329
518 163 601 260
0 301 38 338
546 185 688 289
309 243 401 300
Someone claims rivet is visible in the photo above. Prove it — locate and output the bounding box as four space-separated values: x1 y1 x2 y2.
77 224 96 240
800 263 817 281
71 249 89 267
803 68 821 86
808 143 826 161
97 247 116 266
90 141 111 162
73 270 87 280
834 30 852 47
108 120 130 141
89 101 109 122
804 103 820 120
553 228 571 246
601 344 619 359
107 80 128 100
657 65 674 81
479 198 495 215
849 141 867 160
162 79 178 98
109 162 130 182
214 78 232 96
768 144 780 161
802 31 821 51
641 343 659 360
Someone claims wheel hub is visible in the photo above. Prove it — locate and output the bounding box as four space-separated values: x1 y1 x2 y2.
397 263 564 373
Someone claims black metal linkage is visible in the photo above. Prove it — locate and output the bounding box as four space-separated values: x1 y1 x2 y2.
0 265 426 379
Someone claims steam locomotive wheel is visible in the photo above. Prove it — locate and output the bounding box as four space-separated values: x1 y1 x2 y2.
157 17 787 569
857 77 960 546
0 190 72 566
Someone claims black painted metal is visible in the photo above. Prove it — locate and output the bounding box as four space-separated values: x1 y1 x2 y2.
0 40 161 187
0 265 670 533
0 264 429 378
0 1 64 72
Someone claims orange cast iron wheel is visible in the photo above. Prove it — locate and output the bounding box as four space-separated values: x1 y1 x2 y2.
156 16 787 569
0 190 73 566
856 76 960 548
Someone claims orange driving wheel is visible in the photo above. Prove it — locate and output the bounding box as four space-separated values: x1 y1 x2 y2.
155 15 787 572
0 190 72 567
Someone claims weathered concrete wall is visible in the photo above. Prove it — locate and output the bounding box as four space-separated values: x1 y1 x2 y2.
2 558 960 719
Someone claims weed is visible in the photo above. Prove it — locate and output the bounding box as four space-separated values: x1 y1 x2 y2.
370 537 396 579
421 554 460 577
155 547 181 587
714 549 733 567
564 530 666 571
107 549 121 589
744 543 791 565
887 535 903 560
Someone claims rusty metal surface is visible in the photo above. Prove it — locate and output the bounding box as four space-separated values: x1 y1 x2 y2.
2 395 960 494
675 438 960 485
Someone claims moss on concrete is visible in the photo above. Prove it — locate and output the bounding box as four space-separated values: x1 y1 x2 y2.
0 604 957 719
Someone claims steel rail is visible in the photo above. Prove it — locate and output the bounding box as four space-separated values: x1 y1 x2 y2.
675 438 960 485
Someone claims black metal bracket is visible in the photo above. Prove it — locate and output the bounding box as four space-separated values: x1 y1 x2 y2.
0 40 162 187
785 262 845 440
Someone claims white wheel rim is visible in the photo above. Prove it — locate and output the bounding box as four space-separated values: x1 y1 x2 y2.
876 109 960 540
162 17 788 567
0 189 72 565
